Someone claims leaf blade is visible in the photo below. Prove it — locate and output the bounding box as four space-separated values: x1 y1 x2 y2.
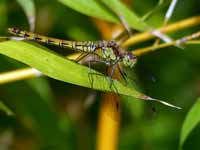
0 101 14 115
16 0 36 31
58 0 118 23
0 40 138 95
180 98 200 148
100 0 150 31
0 40 179 109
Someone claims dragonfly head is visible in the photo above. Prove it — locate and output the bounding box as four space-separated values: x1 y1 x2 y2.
122 52 137 68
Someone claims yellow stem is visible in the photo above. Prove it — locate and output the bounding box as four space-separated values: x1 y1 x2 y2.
133 38 200 56
96 93 120 150
122 16 200 47
0 53 80 84
0 68 41 84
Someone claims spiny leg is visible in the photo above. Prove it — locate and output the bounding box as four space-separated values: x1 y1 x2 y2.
87 59 119 93
106 64 119 94
117 64 128 85
87 59 109 89
88 60 94 89
108 65 116 88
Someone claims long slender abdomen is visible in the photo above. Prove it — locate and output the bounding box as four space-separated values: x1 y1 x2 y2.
8 27 74 49
8 27 98 53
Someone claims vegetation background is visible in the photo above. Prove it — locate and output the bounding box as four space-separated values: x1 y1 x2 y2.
0 0 200 150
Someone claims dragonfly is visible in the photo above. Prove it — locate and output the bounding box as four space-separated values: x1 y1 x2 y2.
7 27 182 118
8 27 137 84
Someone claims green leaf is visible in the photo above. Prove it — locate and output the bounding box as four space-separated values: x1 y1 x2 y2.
0 82 70 149
0 40 180 109
27 77 55 104
142 0 168 21
180 98 200 148
0 0 7 33
16 0 36 31
100 0 150 31
58 0 118 23
0 40 140 96
0 101 14 115
58 0 150 31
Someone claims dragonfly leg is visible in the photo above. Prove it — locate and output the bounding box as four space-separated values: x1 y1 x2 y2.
107 64 120 94
87 59 118 93
87 59 109 89
117 64 128 85
88 61 94 88
108 65 116 88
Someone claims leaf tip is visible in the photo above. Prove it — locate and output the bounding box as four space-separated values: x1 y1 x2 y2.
139 94 181 109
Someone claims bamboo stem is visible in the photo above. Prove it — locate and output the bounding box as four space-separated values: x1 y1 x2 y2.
133 31 200 56
0 68 42 84
0 53 80 84
122 16 200 47
96 93 120 150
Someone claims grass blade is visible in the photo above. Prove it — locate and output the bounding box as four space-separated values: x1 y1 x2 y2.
0 101 14 115
16 0 36 31
0 40 179 109
58 0 118 23
100 0 150 31
180 98 200 148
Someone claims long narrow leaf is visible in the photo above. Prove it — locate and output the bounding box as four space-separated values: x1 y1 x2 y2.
16 0 36 31
0 101 14 115
100 0 150 31
58 0 118 23
180 98 200 148
0 40 180 109
0 83 69 149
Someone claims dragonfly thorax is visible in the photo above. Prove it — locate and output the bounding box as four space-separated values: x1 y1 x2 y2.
95 41 121 64
95 41 137 68
102 47 117 60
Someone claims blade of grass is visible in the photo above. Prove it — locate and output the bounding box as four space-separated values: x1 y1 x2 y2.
0 82 70 149
100 0 151 31
16 0 36 31
0 101 14 115
142 0 168 21
58 0 118 23
27 77 55 104
180 98 200 148
0 0 7 33
0 40 180 109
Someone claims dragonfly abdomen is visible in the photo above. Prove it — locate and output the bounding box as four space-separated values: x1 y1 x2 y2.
8 27 75 49
8 27 98 53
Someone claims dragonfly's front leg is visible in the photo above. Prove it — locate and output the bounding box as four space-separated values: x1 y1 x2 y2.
117 63 128 85
87 59 110 89
108 64 116 88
